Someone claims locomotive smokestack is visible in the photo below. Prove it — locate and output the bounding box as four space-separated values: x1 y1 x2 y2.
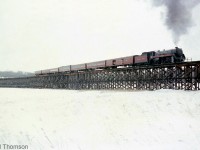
151 0 200 45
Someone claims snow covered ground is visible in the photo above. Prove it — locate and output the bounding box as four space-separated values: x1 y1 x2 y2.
0 88 200 150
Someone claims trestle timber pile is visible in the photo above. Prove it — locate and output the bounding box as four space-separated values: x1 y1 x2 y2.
1 47 200 90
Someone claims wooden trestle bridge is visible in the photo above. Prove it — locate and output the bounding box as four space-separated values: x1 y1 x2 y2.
0 61 200 90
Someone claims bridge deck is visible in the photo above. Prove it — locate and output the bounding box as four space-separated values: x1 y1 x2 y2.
1 61 200 90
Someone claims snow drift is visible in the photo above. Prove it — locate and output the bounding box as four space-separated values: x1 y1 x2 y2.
0 88 200 150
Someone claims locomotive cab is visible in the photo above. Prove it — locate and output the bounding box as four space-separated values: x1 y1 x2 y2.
141 51 156 64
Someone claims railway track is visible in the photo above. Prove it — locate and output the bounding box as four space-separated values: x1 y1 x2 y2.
0 61 200 90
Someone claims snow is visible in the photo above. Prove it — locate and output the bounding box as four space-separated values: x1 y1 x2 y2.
0 88 200 150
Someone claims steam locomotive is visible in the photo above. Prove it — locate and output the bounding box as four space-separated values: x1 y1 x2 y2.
35 47 185 75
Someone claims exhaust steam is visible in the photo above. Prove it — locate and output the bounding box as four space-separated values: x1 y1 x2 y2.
151 0 200 45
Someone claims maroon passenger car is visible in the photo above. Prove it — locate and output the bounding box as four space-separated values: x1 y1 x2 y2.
106 56 135 67
71 64 87 71
87 61 106 69
58 65 71 72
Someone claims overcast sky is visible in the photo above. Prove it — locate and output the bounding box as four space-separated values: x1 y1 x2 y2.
1 0 200 72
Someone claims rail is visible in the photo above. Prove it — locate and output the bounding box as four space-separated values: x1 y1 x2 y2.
0 61 200 90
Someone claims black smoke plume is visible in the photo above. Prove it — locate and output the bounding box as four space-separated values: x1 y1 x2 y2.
151 0 200 45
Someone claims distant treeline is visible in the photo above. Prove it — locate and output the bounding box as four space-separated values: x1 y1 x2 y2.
0 71 34 78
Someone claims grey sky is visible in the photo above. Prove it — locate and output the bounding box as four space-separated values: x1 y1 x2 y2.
1 0 200 72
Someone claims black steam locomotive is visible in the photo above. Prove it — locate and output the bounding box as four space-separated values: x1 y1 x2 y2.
35 47 186 75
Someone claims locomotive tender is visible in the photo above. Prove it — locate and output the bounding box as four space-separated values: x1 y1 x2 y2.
35 47 185 76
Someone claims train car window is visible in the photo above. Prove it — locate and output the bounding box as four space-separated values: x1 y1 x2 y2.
150 52 156 56
113 60 116 65
142 52 148 56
